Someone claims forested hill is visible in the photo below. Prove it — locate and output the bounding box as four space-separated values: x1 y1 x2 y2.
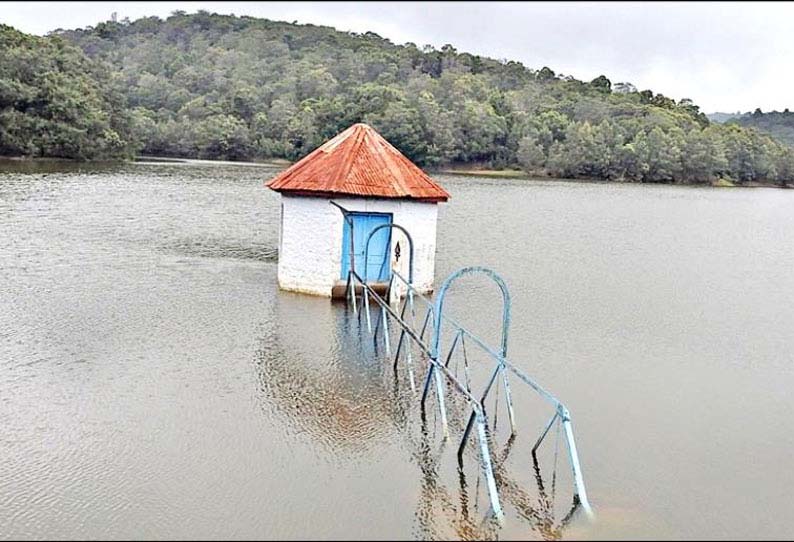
727 109 794 147
0 24 136 159
2 12 793 185
707 112 742 124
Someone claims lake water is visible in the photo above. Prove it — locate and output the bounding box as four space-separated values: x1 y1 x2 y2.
1 159 793 540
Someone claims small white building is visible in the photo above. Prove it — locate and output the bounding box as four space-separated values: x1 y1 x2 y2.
266 123 450 297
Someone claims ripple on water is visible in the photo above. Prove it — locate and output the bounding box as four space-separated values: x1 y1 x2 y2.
160 237 278 262
3 164 794 539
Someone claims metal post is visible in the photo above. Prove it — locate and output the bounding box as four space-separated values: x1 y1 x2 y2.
406 346 416 392
476 415 504 521
364 287 372 332
381 305 391 355
421 364 435 406
349 273 357 314
420 362 449 439
501 370 516 434
393 299 408 368
434 365 450 439
405 289 416 390
443 331 462 368
532 413 559 454
561 413 594 518
419 307 432 341
458 410 475 463
393 285 416 391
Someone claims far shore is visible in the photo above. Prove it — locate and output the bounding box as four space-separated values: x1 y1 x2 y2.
433 165 789 189
1 155 789 189
134 155 292 167
434 167 530 179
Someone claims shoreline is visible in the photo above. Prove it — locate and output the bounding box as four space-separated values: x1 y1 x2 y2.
434 168 529 179
135 155 292 167
433 166 790 189
1 155 789 189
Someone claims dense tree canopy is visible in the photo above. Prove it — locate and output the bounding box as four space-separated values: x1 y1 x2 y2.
727 109 794 148
0 24 137 159
2 12 792 186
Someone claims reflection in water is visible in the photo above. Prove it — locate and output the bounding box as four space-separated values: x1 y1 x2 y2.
407 381 583 541
494 434 581 540
5 161 794 539
252 294 396 455
252 292 582 540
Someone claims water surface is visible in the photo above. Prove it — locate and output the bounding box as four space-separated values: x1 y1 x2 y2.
1 160 793 539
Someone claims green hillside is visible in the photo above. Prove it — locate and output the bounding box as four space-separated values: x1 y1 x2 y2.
728 109 794 147
707 112 743 124
0 24 136 159
2 11 793 185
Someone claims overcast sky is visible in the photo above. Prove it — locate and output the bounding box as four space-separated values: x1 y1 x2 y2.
3 1 792 113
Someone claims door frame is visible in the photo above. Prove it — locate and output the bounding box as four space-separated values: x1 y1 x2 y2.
334 204 393 281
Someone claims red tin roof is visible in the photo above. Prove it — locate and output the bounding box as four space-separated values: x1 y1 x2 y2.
265 123 449 202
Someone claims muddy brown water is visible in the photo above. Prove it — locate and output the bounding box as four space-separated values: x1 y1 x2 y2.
2 159 793 539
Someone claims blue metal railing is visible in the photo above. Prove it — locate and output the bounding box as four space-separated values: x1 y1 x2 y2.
344 222 594 524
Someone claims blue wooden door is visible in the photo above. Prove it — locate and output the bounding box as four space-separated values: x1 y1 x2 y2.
340 213 392 281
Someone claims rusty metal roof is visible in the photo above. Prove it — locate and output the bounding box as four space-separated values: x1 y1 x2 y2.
265 123 450 202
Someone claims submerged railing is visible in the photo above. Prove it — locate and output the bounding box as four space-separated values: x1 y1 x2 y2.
342 220 594 525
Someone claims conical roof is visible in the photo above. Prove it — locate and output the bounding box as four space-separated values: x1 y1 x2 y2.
265 123 449 202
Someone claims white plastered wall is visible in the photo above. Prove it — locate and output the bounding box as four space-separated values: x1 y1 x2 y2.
277 195 439 297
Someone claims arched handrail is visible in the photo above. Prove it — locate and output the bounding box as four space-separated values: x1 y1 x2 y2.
363 223 415 285
431 266 511 360
344 263 594 520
